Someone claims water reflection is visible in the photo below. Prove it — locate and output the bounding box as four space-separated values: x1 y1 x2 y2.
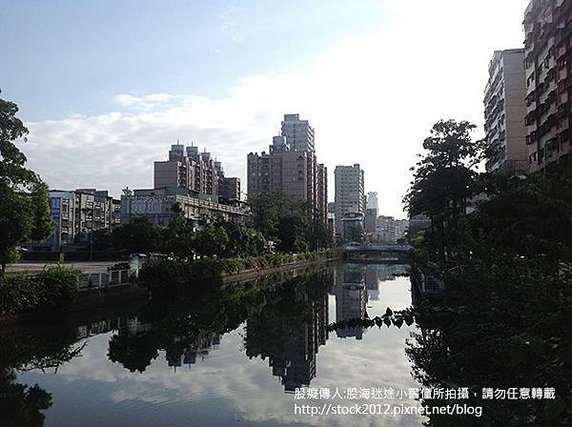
6 264 423 426
333 266 367 340
246 271 331 393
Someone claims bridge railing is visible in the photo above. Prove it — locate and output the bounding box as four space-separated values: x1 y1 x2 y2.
343 244 412 252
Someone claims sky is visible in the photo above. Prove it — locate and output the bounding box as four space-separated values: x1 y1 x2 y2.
1 0 531 218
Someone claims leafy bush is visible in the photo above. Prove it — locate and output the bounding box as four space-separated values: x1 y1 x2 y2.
0 265 80 315
141 250 340 290
36 265 81 307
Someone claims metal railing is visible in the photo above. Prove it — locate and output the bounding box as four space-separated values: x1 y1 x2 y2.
78 269 131 289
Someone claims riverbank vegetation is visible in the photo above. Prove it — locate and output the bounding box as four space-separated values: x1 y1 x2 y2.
141 249 339 289
402 119 572 425
0 266 80 316
110 191 333 258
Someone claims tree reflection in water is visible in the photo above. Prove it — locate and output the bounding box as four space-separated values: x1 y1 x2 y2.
0 324 85 426
107 268 334 379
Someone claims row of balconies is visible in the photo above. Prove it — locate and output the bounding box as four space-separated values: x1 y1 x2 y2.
546 137 560 152
558 75 572 92
557 102 570 119
534 113 558 140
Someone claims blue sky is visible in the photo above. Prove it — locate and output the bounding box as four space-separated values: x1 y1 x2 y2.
1 0 530 218
2 0 387 120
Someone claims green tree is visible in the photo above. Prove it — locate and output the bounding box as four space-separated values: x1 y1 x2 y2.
160 213 195 258
345 225 365 244
247 191 293 242
193 224 229 258
404 119 485 262
215 220 266 257
248 191 329 253
277 213 310 253
112 216 161 254
0 93 54 275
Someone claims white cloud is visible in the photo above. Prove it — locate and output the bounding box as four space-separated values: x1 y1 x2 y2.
24 0 530 217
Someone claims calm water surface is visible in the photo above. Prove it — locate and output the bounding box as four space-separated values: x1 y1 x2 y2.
9 263 425 426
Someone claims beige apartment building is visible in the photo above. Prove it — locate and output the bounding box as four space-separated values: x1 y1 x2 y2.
484 49 528 173
247 115 328 224
154 143 240 201
334 164 365 239
524 0 572 173
48 189 121 250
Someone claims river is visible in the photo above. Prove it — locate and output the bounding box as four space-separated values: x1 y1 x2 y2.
2 262 427 426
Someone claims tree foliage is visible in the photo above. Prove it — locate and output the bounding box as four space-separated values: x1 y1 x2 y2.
404 119 485 262
248 191 332 252
403 119 572 425
112 216 161 254
405 120 485 218
0 93 54 275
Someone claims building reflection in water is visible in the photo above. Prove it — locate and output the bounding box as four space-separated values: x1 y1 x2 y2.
245 273 330 393
115 319 221 371
365 265 379 300
167 332 221 371
332 266 367 340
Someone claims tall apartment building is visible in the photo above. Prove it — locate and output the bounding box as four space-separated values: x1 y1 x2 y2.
375 216 409 244
154 143 240 201
247 151 271 196
524 0 572 173
316 164 328 224
221 177 241 203
334 164 365 238
484 49 528 173
281 113 315 152
247 115 327 223
48 189 121 250
364 192 379 233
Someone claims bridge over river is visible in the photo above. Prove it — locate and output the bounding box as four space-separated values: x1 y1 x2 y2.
342 244 412 262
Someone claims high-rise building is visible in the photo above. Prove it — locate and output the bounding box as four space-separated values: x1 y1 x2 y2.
221 177 241 203
375 216 409 244
247 151 271 197
247 114 327 224
281 113 315 152
364 192 379 233
154 143 239 199
334 164 365 238
316 163 328 225
366 192 378 210
524 0 572 173
484 49 528 173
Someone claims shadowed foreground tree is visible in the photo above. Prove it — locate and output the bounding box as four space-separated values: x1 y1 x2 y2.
0 92 54 276
404 119 486 263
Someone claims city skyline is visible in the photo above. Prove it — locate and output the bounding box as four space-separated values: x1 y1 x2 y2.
2 0 530 218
